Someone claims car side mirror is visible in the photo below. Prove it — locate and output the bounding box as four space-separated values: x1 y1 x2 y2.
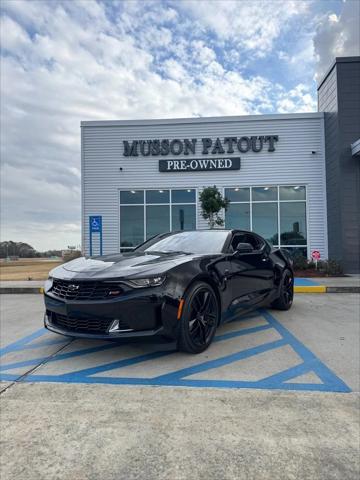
234 242 254 254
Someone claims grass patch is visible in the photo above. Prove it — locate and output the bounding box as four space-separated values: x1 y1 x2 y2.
0 259 62 281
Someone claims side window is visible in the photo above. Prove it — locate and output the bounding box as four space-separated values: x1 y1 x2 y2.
230 234 246 252
244 234 265 251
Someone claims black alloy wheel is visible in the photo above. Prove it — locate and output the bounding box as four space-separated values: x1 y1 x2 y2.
178 282 219 353
271 269 294 310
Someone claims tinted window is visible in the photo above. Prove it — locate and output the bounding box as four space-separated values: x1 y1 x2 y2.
279 186 306 201
225 203 250 230
172 205 196 231
252 187 277 201
172 189 196 203
138 231 229 254
146 205 170 239
283 247 307 258
280 202 307 245
146 190 170 204
224 188 250 202
252 203 278 245
120 190 144 204
120 206 144 247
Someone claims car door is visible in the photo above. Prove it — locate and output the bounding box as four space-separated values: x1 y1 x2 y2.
228 232 275 311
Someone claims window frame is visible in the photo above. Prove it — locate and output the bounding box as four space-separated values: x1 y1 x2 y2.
223 185 308 256
119 188 198 251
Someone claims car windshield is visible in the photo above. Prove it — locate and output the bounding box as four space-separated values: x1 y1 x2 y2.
137 231 229 254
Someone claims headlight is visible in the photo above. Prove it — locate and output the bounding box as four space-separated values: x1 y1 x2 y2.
122 276 166 288
44 276 53 292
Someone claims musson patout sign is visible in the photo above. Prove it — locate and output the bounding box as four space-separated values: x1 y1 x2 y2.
122 135 279 172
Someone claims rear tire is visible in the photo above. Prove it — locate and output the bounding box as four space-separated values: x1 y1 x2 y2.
271 269 294 311
177 282 219 354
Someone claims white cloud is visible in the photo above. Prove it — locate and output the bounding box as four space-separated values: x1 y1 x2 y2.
1 0 323 250
277 84 317 113
178 0 309 56
313 0 360 80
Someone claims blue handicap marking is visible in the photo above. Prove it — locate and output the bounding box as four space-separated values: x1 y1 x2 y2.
0 309 351 393
294 278 320 286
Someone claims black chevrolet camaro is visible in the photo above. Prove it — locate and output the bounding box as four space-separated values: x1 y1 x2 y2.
44 230 294 353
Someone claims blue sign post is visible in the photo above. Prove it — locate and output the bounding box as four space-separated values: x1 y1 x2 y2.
89 216 102 256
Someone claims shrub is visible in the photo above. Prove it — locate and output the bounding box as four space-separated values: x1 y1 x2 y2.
307 260 316 269
63 250 82 263
199 186 229 228
318 259 343 276
292 254 309 270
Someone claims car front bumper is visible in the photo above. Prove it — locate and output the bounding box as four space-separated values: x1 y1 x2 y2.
44 287 180 340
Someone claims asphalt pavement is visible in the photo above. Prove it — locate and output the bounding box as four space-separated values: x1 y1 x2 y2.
0 293 359 480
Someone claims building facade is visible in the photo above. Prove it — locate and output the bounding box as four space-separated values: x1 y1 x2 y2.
318 57 360 273
81 56 360 272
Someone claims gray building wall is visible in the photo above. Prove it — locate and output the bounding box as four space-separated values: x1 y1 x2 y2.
318 57 360 273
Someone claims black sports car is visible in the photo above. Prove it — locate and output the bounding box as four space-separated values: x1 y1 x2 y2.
44 230 294 353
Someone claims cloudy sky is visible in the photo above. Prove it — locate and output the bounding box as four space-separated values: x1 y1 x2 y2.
1 0 359 251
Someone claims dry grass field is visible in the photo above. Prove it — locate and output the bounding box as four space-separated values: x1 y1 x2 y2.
0 259 63 281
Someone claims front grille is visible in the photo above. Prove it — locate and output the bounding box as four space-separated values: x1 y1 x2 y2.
51 279 123 300
51 313 130 334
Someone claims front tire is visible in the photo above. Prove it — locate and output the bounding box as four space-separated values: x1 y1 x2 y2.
177 282 219 354
271 269 294 310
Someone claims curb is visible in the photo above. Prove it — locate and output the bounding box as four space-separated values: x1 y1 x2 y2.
294 285 360 293
0 287 44 294
294 286 326 293
326 286 360 293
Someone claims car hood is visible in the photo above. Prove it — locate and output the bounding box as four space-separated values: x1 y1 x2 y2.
51 251 200 280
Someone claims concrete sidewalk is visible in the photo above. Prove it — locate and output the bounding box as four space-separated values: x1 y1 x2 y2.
1 277 359 294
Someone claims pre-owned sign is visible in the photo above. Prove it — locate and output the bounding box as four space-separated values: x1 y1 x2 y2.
159 157 240 172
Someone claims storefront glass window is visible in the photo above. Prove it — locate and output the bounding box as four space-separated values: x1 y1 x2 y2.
120 189 196 250
282 247 307 258
120 190 144 204
280 202 307 245
279 186 306 201
146 205 170 239
172 205 196 231
252 203 278 245
120 186 308 256
224 185 308 255
120 206 144 248
172 189 196 203
225 204 250 230
224 188 250 202
146 190 170 204
252 187 277 201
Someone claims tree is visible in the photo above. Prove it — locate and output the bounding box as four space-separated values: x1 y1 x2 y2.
199 186 229 228
0 241 37 258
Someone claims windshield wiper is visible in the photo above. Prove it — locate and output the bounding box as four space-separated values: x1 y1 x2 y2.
163 250 192 255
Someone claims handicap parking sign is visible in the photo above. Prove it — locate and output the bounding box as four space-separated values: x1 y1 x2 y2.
89 216 103 255
90 216 102 233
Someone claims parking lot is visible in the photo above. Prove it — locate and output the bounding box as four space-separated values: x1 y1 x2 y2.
1 293 359 479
